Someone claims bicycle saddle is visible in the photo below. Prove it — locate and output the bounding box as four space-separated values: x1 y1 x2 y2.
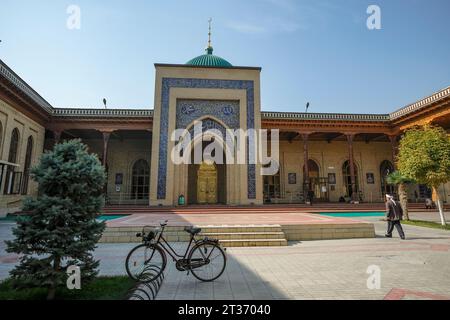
184 226 202 235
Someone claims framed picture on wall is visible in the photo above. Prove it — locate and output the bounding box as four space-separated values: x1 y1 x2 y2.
115 173 123 185
366 173 375 184
328 173 336 185
288 173 297 184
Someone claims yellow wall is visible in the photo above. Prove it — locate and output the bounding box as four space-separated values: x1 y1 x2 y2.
150 65 262 206
0 99 45 215
278 140 394 202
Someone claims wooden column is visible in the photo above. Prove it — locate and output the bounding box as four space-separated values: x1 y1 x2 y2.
101 131 112 167
53 130 62 145
388 135 398 170
301 133 310 192
346 133 357 202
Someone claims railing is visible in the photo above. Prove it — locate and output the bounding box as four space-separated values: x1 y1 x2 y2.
106 192 149 205
264 190 305 204
52 108 153 118
389 86 450 120
0 59 53 113
261 111 390 122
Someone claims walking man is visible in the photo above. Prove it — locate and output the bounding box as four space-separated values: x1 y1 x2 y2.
385 194 406 240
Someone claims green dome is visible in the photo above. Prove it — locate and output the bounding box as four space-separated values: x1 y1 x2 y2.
186 47 232 67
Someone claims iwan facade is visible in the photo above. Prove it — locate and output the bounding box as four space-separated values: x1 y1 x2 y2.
0 46 449 214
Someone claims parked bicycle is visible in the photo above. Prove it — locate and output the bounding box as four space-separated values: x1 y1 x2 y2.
125 220 227 283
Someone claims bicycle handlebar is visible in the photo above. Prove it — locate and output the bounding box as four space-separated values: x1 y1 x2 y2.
160 220 168 227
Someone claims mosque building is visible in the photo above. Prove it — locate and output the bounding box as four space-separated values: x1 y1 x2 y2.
0 31 449 214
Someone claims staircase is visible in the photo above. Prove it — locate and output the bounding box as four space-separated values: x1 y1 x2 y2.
199 225 287 247
100 225 288 247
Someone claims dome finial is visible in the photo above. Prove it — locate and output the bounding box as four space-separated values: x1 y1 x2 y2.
206 17 213 55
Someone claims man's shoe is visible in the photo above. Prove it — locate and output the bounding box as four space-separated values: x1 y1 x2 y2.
385 234 392 238
400 236 406 240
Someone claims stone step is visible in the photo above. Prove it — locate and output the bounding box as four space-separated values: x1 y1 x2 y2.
200 232 286 240
99 225 288 246
219 239 288 247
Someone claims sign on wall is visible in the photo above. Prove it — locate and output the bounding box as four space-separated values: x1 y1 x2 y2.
288 173 297 184
115 173 123 185
366 173 375 184
328 173 336 185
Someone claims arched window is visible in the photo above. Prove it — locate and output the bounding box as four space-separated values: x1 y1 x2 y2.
342 160 359 198
0 121 3 151
21 136 34 195
303 159 320 179
131 159 149 200
8 128 20 163
380 160 395 196
4 128 20 194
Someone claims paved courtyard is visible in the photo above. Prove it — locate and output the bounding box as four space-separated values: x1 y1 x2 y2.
1 213 450 300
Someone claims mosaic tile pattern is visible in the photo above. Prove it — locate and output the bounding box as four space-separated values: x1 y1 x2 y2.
157 78 256 200
176 99 240 130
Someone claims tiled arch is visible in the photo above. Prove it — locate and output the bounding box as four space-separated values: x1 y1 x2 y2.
157 77 256 200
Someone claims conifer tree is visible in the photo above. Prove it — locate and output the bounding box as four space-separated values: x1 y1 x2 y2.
6 139 106 300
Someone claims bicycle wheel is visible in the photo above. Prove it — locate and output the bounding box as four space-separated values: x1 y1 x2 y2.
125 244 166 282
188 241 226 282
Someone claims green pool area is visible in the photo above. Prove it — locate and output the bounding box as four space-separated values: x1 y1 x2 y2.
97 214 130 221
317 211 385 218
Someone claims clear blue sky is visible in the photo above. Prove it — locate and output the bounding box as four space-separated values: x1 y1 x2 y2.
1 0 449 113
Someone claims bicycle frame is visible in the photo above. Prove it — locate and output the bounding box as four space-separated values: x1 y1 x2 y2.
145 224 202 263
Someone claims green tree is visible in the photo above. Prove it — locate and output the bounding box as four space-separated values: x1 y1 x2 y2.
386 171 415 221
6 139 106 300
397 125 450 226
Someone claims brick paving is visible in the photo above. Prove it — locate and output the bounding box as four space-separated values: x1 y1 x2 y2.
1 213 449 300
105 211 369 227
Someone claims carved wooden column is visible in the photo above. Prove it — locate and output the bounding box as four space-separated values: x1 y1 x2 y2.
346 133 357 202
101 131 112 167
300 133 310 193
388 135 398 170
53 130 62 145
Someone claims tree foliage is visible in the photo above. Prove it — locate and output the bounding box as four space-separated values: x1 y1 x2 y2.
386 171 415 221
397 125 450 187
6 139 106 299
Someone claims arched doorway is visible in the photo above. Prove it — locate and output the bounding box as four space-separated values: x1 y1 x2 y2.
196 162 217 204
303 159 328 201
342 160 359 199
380 160 395 197
131 159 149 200
186 138 227 205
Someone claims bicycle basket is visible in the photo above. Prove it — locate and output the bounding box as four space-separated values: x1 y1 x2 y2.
140 226 159 241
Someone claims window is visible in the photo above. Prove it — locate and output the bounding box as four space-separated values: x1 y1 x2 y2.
4 128 21 195
21 136 34 195
131 159 149 200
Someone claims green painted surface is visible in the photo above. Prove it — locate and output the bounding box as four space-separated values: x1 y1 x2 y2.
96 215 129 221
318 212 385 217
